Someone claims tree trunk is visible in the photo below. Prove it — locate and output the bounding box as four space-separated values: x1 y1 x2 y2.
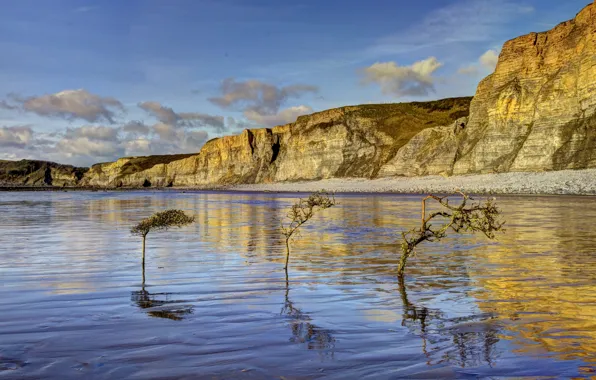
142 235 146 285
397 251 408 277
284 238 290 270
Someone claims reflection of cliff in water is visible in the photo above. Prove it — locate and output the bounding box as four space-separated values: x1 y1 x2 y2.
398 276 501 368
131 286 194 321
281 275 335 358
466 197 596 365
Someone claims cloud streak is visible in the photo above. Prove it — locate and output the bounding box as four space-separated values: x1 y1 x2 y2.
361 57 443 97
138 101 225 131
458 49 501 76
371 0 533 56
0 125 34 148
6 89 124 124
209 78 317 126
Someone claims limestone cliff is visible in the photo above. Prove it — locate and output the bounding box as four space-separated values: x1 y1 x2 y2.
452 1 596 174
79 98 471 187
0 160 88 187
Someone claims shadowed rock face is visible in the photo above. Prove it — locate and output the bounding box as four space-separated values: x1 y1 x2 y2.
0 160 88 187
3 3 595 188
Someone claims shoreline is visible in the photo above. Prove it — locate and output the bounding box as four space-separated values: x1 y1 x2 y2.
229 169 596 196
2 169 596 196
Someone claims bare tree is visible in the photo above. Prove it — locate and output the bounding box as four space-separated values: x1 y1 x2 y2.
131 209 195 283
281 191 336 271
398 192 504 276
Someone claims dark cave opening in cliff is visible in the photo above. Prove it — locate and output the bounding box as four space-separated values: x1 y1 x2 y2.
271 140 281 164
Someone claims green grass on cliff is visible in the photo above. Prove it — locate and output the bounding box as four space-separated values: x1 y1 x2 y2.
354 97 472 137
350 97 472 150
94 154 196 175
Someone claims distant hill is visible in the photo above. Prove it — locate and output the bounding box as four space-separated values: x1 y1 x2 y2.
0 160 88 187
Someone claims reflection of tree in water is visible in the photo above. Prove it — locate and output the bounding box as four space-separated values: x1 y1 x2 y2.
131 287 194 321
281 274 335 358
131 266 194 321
398 276 500 368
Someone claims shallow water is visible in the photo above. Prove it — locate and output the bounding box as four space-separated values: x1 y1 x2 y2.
0 191 595 379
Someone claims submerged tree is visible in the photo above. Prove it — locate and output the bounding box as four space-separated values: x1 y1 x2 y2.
281 191 336 271
398 192 504 276
131 209 195 283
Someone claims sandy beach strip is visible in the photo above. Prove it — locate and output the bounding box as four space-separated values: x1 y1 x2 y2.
229 169 596 195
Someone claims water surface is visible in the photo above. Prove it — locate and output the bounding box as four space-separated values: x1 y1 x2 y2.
1 191 595 379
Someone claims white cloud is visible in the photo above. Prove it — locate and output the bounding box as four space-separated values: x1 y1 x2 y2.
138 102 178 124
122 121 150 135
55 136 124 159
123 138 152 156
152 122 177 141
64 125 119 141
479 49 500 70
458 49 501 76
52 125 124 162
361 57 443 97
0 125 34 148
209 79 317 115
209 79 317 127
244 105 313 126
12 89 124 124
148 123 209 155
138 101 225 131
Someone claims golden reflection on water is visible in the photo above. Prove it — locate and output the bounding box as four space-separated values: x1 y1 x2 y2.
467 196 596 366
1 191 595 376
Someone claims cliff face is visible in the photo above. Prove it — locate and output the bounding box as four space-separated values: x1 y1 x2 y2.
380 1 596 177
80 98 471 187
451 1 596 174
0 160 88 187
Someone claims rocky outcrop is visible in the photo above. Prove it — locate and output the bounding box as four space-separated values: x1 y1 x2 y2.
80 98 471 187
0 160 87 187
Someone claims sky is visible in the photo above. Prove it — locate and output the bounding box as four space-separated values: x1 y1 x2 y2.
0 0 590 166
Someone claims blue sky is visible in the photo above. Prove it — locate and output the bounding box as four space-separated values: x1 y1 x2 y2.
0 0 590 165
